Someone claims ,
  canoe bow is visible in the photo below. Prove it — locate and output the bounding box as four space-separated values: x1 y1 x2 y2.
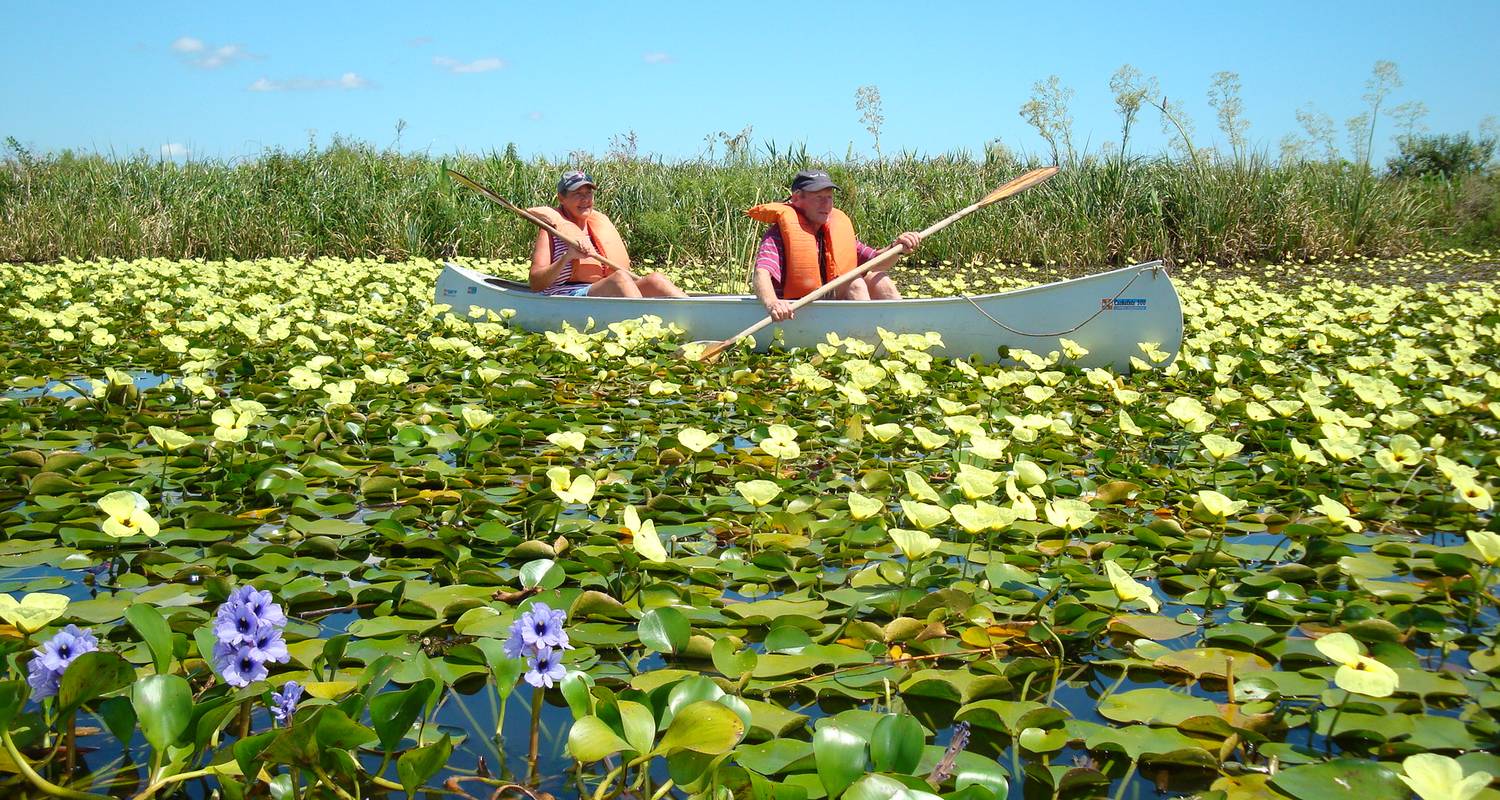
435 260 1183 369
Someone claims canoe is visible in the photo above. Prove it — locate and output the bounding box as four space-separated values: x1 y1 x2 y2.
435 260 1183 369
